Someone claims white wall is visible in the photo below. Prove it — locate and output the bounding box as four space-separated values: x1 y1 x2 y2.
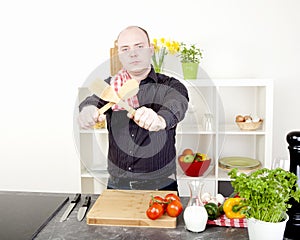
0 0 299 192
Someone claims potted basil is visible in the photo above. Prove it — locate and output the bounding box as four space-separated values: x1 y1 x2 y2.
178 43 203 80
228 168 300 240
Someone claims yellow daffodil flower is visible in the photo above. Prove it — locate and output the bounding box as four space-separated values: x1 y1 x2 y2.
151 37 179 73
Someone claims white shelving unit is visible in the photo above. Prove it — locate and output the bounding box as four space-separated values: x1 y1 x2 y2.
176 78 273 196
77 87 109 194
77 78 273 196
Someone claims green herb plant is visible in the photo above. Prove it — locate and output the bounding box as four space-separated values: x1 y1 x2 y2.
178 43 203 63
228 168 300 223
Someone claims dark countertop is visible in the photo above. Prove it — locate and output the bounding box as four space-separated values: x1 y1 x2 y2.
36 192 249 240
1 191 249 240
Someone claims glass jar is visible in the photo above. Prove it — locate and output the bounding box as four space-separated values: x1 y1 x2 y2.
203 113 213 131
183 180 208 232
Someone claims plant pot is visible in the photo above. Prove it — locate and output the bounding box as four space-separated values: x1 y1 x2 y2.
181 62 199 79
247 213 289 240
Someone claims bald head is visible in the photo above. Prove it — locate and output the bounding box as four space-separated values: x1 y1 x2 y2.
116 26 154 77
117 26 150 46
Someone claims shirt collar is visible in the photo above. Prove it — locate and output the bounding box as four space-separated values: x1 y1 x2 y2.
142 65 158 84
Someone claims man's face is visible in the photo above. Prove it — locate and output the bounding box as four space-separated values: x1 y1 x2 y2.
117 27 153 73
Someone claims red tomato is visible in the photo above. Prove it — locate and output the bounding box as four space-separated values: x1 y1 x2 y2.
149 196 167 211
164 193 180 203
146 203 164 220
166 200 183 217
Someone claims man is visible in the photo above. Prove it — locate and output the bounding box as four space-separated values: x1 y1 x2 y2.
78 26 189 191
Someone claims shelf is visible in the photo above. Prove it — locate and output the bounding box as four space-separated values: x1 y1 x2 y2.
219 124 266 135
177 124 265 135
176 124 215 134
217 169 232 181
217 166 266 181
81 169 109 178
79 129 108 134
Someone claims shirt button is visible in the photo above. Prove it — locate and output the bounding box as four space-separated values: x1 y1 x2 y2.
131 133 134 137
129 150 133 154
128 167 132 171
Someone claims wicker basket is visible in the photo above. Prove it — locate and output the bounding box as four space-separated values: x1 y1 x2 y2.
236 120 263 131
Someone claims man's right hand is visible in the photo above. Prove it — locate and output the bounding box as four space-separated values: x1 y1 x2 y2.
78 105 105 129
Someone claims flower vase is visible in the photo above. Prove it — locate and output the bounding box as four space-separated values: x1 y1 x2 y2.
154 64 163 73
183 180 208 232
152 46 167 73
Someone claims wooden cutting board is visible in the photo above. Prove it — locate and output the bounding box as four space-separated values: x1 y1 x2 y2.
86 189 178 228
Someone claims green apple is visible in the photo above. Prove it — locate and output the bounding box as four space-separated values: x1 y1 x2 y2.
183 154 194 163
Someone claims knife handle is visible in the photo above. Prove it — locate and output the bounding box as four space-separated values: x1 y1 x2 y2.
83 196 91 207
71 193 81 204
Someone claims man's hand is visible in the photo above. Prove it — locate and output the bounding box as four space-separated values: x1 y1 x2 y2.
130 106 166 131
78 105 105 129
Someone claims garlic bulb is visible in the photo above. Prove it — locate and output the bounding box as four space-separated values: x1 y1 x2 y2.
201 192 211 203
216 193 225 205
252 116 261 123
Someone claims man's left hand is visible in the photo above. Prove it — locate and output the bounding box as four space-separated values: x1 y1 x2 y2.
129 106 166 131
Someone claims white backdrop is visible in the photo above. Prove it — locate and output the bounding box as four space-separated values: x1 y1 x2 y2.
0 0 299 192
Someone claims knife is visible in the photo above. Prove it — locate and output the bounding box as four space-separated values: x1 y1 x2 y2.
59 193 81 222
77 195 91 221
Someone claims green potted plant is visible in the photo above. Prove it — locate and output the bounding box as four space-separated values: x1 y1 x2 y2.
228 167 300 240
178 43 203 79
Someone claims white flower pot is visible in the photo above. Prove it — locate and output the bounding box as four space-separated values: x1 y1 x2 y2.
247 213 289 240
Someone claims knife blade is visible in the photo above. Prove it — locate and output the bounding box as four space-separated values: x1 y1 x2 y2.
77 196 91 221
59 193 81 222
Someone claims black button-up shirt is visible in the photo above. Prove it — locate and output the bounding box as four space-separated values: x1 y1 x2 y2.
79 68 189 180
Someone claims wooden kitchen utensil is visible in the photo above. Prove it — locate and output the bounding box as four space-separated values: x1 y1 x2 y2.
87 189 177 228
97 79 139 115
89 79 136 115
100 86 136 115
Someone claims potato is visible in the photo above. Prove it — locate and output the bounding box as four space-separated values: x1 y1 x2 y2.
244 115 252 121
235 115 245 122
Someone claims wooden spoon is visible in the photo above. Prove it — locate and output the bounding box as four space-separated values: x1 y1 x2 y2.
89 79 138 115
98 79 139 114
